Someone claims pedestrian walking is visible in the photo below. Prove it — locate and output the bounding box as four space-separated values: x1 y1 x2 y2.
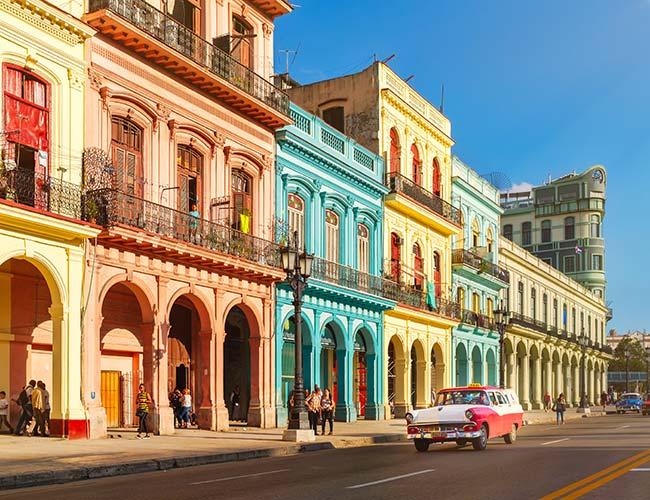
306 388 321 435
41 382 50 436
0 391 14 434
600 391 608 412
180 388 192 428
320 388 335 436
553 393 567 425
543 391 552 412
135 384 152 439
170 389 182 428
13 380 35 436
31 381 46 437
229 385 241 421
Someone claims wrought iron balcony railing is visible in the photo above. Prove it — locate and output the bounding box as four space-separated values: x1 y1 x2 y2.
87 0 289 116
84 189 281 268
0 166 82 219
509 312 548 335
385 172 462 226
310 257 384 297
460 309 496 331
382 277 461 320
451 249 510 283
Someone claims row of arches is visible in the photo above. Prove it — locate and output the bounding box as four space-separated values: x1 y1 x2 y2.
455 343 498 387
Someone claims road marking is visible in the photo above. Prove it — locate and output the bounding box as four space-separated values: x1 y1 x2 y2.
540 449 650 499
541 438 570 446
631 468 650 471
346 469 435 489
189 468 290 485
616 425 631 430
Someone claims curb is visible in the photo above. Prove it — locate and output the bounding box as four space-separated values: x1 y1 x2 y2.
0 434 406 491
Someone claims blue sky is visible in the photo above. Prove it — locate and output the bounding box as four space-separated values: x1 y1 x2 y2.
275 0 650 335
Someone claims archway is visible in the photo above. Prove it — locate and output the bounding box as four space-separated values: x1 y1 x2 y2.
431 343 445 399
281 314 313 407
224 306 251 424
410 340 426 409
387 335 406 417
471 345 483 384
486 349 497 386
320 323 338 399
456 343 469 387
352 328 376 418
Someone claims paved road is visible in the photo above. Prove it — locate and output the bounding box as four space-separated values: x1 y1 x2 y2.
3 413 650 499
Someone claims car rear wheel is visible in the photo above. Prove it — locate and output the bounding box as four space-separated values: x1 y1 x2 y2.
504 424 517 444
472 425 488 451
414 439 430 452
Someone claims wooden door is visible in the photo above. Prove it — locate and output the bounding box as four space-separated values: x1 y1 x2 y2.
390 233 401 280
356 352 367 417
101 370 122 428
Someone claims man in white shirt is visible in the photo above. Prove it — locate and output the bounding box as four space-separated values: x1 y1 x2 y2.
0 390 14 434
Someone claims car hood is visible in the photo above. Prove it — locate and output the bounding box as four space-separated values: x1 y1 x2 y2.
411 405 473 424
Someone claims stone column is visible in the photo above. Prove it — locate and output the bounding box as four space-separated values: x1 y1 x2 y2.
544 359 552 399
418 358 429 409
554 361 562 398
393 355 408 418
588 366 595 406
506 352 516 390
197 329 215 430
520 354 530 410
213 290 229 430
572 363 580 407
532 355 542 409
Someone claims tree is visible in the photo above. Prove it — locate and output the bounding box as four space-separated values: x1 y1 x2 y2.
609 337 647 373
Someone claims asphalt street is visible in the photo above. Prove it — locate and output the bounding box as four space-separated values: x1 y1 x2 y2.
3 413 650 500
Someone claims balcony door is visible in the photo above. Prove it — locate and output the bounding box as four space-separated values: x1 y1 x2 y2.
111 116 143 198
177 144 202 213
413 243 423 289
232 15 254 70
389 128 401 174
390 232 401 281
357 223 370 274
325 210 340 263
231 169 253 233
432 158 441 197
287 193 305 248
433 251 442 298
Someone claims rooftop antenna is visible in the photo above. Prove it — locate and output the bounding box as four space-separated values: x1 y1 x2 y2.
439 83 445 113
279 47 298 75
404 75 414 83
382 54 396 64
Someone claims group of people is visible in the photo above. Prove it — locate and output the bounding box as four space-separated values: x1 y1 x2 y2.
169 388 195 429
542 390 611 425
289 386 335 436
0 380 51 437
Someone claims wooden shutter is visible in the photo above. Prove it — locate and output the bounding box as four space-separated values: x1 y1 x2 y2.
178 172 189 213
432 159 441 197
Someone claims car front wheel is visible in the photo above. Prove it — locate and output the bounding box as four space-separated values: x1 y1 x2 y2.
414 439 430 452
472 425 488 451
504 424 517 444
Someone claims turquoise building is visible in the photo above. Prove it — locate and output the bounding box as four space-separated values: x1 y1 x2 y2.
275 104 394 424
450 157 510 386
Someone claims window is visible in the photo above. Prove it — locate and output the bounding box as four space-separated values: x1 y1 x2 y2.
390 232 401 280
168 0 200 31
389 128 401 174
322 106 344 134
564 217 575 240
357 223 370 273
411 144 421 186
111 116 143 196
231 15 254 69
486 298 494 320
503 224 513 241
572 308 576 334
433 251 442 297
592 254 603 270
517 282 524 315
287 193 305 248
541 220 551 243
177 144 202 213
486 228 494 254
325 209 340 263
432 157 441 197
588 314 592 338
413 243 423 289
472 218 480 248
232 169 253 233
590 215 601 238
562 303 567 329
542 293 548 324
457 287 465 308
472 293 481 314
553 298 558 328
530 288 537 319
522 222 532 246
564 255 576 273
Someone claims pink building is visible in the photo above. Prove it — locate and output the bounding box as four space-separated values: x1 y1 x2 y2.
81 0 292 437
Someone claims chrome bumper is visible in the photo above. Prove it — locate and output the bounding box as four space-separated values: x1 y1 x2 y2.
407 430 481 440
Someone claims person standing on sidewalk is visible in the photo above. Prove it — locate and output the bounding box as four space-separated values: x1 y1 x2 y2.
41 382 51 436
31 382 46 437
543 391 552 412
554 393 567 425
13 380 35 436
0 391 14 434
600 391 608 412
136 384 152 439
320 388 335 436
306 388 321 435
180 388 192 428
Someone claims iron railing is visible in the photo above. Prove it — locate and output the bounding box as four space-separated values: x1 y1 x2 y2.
0 166 82 219
385 172 462 226
460 309 496 331
88 0 289 116
509 312 548 334
451 249 510 283
382 277 461 320
84 189 281 267
311 257 384 297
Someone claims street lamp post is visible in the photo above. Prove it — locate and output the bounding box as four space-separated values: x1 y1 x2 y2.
577 331 590 415
493 299 511 389
645 347 650 393
280 231 315 442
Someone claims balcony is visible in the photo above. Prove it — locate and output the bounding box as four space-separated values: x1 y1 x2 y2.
84 189 282 282
460 309 496 331
0 166 82 220
310 257 385 298
85 0 290 129
452 249 510 284
385 172 462 229
509 312 548 335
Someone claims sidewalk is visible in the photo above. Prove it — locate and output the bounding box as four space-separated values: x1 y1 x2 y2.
0 408 611 490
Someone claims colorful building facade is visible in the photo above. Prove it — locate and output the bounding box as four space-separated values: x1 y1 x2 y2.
274 104 393 424
450 157 509 387
0 0 97 438
81 0 291 437
287 62 463 418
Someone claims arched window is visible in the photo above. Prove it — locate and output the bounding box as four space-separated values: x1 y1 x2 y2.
517 281 524 315
542 293 548 324
486 227 494 254
553 298 558 327
325 209 340 263
111 116 143 196
432 157 441 197
433 251 442 297
389 128 401 174
287 193 305 248
411 144 421 186
457 287 466 308
562 303 568 329
503 224 513 241
541 220 551 243
472 218 481 248
572 307 576 334
521 222 532 246
590 215 601 238
472 293 481 314
232 15 254 69
177 144 202 213
530 288 537 319
564 216 575 240
413 243 423 289
357 223 370 273
390 232 401 280
231 169 253 233
486 297 494 320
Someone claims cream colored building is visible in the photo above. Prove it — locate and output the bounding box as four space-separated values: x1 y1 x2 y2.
499 236 611 409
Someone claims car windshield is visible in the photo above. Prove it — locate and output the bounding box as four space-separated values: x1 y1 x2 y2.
623 394 640 400
435 390 490 406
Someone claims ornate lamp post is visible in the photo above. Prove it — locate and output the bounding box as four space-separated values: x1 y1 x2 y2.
280 231 315 442
493 299 511 389
577 331 590 414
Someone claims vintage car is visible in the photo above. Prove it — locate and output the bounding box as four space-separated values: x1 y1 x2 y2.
406 385 524 452
616 393 643 413
642 394 650 416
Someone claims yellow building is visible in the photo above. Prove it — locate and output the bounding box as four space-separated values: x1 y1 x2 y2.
287 62 463 417
0 0 97 438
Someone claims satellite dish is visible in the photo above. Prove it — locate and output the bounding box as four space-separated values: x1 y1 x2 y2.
481 171 512 192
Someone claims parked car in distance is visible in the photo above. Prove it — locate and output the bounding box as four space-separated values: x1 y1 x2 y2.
616 393 643 414
405 384 524 452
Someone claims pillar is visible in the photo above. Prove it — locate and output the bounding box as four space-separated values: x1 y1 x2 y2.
506 352 515 390
554 361 562 398
393 355 408 418
572 363 580 407
520 354 530 410
532 355 542 409
214 290 229 430
197 329 215 430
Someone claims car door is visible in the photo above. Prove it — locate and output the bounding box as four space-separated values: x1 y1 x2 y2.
488 391 506 436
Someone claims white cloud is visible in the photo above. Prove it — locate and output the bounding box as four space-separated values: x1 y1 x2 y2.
504 182 533 194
